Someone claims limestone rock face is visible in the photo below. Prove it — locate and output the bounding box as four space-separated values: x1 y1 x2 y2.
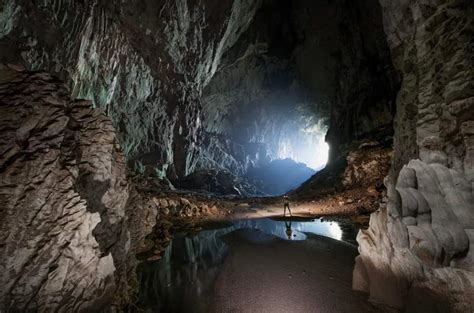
0 0 262 180
0 66 129 311
0 66 228 311
354 1 474 311
324 0 399 159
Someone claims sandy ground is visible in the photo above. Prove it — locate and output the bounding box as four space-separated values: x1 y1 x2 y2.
227 200 365 219
179 186 382 223
210 229 383 313
140 187 384 312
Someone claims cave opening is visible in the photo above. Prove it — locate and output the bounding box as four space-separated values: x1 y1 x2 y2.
175 0 340 197
243 120 330 196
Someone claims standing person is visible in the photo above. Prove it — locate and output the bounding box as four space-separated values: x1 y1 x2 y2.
283 195 292 217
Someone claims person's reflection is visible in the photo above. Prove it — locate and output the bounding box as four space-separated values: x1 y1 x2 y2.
285 221 293 240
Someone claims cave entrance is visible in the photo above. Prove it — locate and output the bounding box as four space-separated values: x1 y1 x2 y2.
276 125 329 171
186 0 340 197
244 123 329 196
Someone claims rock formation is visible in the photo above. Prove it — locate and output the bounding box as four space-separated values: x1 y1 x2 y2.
0 0 262 181
0 65 233 311
354 1 474 312
342 142 392 189
0 65 129 311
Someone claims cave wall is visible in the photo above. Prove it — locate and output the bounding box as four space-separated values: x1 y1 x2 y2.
0 0 262 181
354 1 474 311
324 0 399 160
0 66 129 311
0 65 235 311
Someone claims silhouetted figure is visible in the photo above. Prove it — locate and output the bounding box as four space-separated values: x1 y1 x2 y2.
285 221 293 240
283 195 292 217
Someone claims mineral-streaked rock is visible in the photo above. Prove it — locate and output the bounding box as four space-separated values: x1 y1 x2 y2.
354 1 474 311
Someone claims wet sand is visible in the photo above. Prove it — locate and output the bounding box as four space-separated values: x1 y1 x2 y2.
212 229 383 313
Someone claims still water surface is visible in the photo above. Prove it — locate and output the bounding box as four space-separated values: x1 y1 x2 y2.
137 217 358 312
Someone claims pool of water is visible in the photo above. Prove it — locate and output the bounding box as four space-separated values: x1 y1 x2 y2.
229 218 344 241
136 217 358 313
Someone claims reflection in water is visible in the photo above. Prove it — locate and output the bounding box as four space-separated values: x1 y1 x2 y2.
137 227 233 313
137 218 353 313
285 221 293 240
231 218 344 241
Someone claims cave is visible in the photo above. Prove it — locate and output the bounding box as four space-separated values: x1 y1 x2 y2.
0 0 473 312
